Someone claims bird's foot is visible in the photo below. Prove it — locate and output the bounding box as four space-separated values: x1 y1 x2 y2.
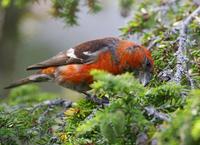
82 92 109 105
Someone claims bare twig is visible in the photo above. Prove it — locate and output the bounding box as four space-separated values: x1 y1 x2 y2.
30 99 72 124
136 133 148 145
147 36 160 51
144 106 171 122
173 6 200 88
83 92 109 105
158 69 173 82
185 71 195 89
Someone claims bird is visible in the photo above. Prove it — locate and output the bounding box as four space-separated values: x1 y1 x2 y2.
5 37 153 94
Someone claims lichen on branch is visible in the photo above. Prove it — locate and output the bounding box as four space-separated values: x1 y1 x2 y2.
173 6 200 88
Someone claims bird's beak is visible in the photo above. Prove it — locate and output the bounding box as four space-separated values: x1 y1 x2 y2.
139 71 152 87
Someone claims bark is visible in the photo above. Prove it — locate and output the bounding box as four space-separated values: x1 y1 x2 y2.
0 5 25 95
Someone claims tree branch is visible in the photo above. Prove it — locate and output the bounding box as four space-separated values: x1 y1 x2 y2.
30 99 72 124
173 6 200 88
144 106 171 122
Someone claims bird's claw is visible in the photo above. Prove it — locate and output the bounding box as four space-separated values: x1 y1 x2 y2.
83 92 109 105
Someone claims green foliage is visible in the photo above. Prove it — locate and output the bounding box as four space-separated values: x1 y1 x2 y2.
76 104 126 144
121 0 200 87
7 84 56 105
0 106 51 144
144 83 185 111
0 0 137 25
119 0 135 17
90 70 146 97
62 71 185 144
51 0 80 25
86 0 102 13
51 0 102 25
0 0 102 25
100 110 125 144
0 73 198 145
0 85 66 145
63 99 98 144
156 90 200 145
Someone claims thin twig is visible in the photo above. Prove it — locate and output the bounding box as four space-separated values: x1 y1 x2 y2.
30 99 72 124
185 71 195 89
83 92 109 105
173 6 200 87
136 133 148 145
144 106 171 122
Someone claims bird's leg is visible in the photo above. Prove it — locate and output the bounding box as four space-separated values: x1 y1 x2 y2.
82 92 109 105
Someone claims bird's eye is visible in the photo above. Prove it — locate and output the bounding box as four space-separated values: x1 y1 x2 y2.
146 59 151 68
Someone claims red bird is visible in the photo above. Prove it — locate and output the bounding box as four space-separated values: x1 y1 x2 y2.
5 37 153 93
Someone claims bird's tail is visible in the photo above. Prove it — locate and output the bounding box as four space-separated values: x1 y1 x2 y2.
4 74 51 89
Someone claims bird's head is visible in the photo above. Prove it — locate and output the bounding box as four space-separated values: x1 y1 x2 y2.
118 41 154 86
138 49 154 86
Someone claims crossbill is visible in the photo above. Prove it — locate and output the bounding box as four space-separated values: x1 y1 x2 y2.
5 37 153 93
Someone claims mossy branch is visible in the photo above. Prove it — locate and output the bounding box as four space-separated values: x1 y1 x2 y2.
173 6 200 88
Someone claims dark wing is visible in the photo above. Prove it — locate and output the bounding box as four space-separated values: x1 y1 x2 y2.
27 37 120 70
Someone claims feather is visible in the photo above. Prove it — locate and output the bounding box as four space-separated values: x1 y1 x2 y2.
27 37 120 70
4 74 51 89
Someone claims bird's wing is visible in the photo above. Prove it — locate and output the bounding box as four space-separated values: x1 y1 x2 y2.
27 37 120 70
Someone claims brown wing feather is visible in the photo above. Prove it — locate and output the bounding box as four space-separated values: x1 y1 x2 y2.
27 51 69 70
73 37 119 59
27 37 120 70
